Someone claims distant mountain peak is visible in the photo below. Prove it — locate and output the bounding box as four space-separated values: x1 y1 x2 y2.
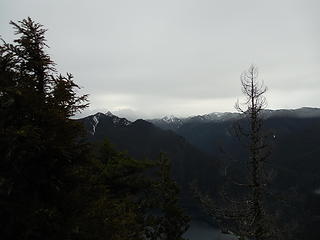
85 111 132 135
94 112 104 117
162 115 182 122
105 111 114 117
185 111 241 123
148 107 320 133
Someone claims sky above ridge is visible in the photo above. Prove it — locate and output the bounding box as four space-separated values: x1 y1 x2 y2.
1 0 320 119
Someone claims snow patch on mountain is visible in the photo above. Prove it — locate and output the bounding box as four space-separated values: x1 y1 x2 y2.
104 111 131 126
88 111 132 135
112 116 131 126
201 112 241 121
163 115 180 123
151 115 185 129
91 113 102 135
184 112 241 123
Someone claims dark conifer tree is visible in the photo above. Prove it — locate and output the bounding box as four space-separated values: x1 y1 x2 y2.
145 155 190 240
0 17 189 240
0 17 88 239
68 141 189 240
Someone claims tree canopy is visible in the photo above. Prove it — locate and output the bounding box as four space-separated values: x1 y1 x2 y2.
0 17 189 240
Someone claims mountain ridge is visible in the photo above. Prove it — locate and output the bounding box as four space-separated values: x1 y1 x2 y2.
78 108 320 239
79 112 222 197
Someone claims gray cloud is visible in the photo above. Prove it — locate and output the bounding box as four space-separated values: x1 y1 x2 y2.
1 0 319 118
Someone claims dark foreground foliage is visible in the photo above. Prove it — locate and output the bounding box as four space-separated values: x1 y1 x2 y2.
0 18 189 240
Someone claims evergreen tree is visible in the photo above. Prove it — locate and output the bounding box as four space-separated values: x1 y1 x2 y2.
145 154 190 240
68 141 189 240
0 17 189 240
0 17 88 239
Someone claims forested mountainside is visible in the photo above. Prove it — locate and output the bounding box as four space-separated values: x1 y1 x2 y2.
79 112 222 201
80 109 320 239
149 107 320 239
148 108 320 190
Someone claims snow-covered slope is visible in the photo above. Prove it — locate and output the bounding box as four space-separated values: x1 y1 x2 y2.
148 112 241 130
149 108 320 131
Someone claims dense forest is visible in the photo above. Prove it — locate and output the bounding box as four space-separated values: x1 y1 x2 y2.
1 18 320 240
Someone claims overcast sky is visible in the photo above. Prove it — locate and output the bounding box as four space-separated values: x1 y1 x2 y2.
1 0 320 119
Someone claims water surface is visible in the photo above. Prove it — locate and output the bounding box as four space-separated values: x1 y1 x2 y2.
184 221 237 240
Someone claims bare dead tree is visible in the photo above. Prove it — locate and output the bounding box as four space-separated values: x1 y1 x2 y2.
235 65 270 240
194 65 277 240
